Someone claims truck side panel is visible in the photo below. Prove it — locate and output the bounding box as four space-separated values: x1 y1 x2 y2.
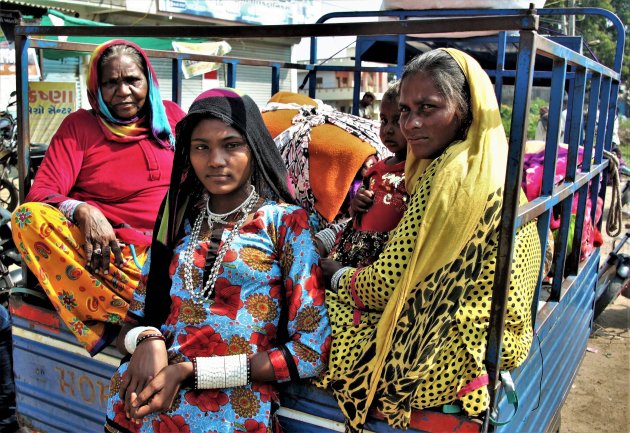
495 251 599 432
10 298 117 433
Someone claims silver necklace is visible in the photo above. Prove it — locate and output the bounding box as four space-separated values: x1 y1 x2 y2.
206 185 256 224
183 188 259 304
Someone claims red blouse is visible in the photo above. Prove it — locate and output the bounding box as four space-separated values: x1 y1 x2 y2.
355 158 407 233
25 101 185 246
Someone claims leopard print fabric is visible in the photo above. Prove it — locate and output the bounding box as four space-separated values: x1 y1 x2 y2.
317 156 541 432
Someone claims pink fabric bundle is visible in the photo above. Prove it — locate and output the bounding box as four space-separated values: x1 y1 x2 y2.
523 143 603 261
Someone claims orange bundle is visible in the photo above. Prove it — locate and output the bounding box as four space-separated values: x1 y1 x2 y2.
262 92 385 224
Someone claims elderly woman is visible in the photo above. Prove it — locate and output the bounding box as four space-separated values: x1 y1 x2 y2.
11 40 185 356
318 48 541 432
105 88 329 433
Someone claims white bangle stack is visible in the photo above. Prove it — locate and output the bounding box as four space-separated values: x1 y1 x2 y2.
331 266 351 291
124 326 161 354
315 228 337 254
194 354 250 389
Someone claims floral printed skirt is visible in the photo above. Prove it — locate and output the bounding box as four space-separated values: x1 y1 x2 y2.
12 202 147 355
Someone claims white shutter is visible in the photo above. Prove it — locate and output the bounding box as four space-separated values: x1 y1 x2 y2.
218 39 293 107
150 57 202 112
42 57 82 107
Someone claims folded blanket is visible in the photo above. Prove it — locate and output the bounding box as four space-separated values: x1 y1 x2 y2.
262 92 387 224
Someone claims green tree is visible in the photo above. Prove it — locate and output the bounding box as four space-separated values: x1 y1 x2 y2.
501 98 548 140
542 0 628 95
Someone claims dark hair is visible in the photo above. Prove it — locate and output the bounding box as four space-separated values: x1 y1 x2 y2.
176 113 278 208
361 92 375 106
381 81 400 105
174 90 294 213
99 44 146 75
401 50 472 139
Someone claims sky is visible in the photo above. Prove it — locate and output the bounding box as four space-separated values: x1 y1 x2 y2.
293 0 383 61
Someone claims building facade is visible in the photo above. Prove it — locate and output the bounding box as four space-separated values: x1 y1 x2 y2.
0 0 318 117
296 48 391 116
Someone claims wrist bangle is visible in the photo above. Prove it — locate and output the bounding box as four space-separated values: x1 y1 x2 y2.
247 354 252 384
192 357 199 389
331 266 351 292
124 326 160 354
59 199 86 224
136 333 165 348
315 228 336 254
194 354 250 389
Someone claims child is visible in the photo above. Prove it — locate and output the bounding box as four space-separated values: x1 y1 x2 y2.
328 82 408 267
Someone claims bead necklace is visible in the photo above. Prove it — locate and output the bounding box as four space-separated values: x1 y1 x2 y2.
183 188 259 304
206 185 257 224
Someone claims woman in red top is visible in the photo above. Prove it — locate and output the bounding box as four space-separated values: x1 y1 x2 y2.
11 40 184 355
329 81 408 267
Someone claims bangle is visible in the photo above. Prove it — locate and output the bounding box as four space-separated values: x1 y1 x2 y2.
331 266 351 292
124 326 160 354
136 333 165 348
315 228 336 255
59 199 86 224
194 354 250 389
246 354 252 384
192 357 200 389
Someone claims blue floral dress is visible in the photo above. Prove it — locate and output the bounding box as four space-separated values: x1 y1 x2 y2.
105 201 330 433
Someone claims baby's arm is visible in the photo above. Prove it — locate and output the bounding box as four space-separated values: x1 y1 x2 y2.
349 187 375 217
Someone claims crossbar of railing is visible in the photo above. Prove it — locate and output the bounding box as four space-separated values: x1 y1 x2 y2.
534 35 620 80
516 162 609 227
16 15 538 39
28 38 310 70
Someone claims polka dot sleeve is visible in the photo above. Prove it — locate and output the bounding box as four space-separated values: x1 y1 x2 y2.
335 162 435 312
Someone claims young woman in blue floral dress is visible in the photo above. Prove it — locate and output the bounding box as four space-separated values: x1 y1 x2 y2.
105 88 330 433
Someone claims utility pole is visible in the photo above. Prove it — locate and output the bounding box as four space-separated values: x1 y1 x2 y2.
568 0 575 36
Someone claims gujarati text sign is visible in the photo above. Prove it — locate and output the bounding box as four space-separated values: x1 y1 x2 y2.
29 81 76 145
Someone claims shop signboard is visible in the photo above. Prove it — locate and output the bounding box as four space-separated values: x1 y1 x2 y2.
28 81 76 145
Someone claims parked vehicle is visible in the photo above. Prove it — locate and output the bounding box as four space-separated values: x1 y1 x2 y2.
0 92 16 147
0 91 19 212
0 207 23 307
594 229 629 320
6 6 626 433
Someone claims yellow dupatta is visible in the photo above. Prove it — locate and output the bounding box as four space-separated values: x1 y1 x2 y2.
327 48 510 430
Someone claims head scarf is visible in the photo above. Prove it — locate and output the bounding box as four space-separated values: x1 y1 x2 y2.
328 48 512 430
86 39 175 149
142 88 295 327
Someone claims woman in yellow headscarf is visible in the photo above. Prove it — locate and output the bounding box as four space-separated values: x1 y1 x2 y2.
318 48 541 432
